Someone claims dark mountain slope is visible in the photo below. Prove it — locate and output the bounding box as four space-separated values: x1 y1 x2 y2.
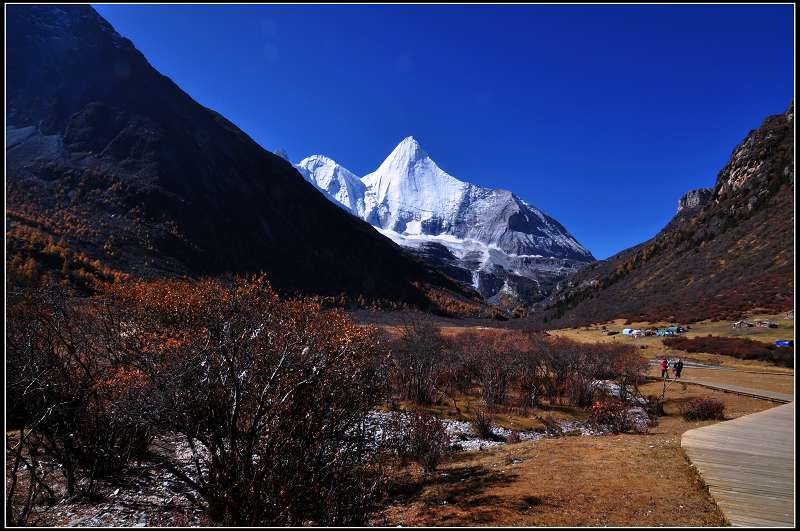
536 103 794 326
6 5 483 312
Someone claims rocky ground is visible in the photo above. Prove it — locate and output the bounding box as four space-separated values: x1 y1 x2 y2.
9 434 208 527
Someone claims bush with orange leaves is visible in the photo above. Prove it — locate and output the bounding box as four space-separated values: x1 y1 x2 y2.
7 276 389 526
108 275 389 525
7 282 154 516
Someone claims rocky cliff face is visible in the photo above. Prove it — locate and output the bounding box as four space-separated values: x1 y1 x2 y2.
713 101 795 212
537 103 794 326
677 188 712 213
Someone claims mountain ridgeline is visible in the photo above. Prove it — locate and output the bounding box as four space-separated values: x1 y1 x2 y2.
296 137 594 307
5 4 485 314
6 4 791 322
536 103 794 327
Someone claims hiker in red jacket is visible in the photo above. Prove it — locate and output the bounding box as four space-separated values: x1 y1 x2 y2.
659 357 669 379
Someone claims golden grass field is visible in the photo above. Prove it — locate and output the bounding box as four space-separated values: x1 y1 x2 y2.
547 312 794 373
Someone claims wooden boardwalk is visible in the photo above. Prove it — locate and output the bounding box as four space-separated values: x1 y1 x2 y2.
682 402 795 527
680 378 793 403
645 375 793 403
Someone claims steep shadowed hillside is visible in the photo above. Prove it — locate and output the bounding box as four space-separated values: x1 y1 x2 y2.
5 4 485 313
536 103 794 326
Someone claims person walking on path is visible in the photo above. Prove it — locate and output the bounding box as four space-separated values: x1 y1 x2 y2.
674 358 684 379
659 357 669 380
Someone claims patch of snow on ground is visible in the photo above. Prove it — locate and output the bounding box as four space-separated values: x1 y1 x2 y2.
592 379 648 405
366 411 605 454
625 407 652 432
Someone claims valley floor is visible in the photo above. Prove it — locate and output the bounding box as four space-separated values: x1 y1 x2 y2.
9 312 792 527
374 381 774 526
10 381 770 527
368 311 793 526
547 312 795 373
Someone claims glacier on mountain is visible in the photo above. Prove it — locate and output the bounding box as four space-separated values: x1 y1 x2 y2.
294 136 593 306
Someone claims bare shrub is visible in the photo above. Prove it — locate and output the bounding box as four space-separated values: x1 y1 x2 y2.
6 428 57 526
384 411 450 472
513 338 550 411
471 407 500 440
529 335 596 407
679 398 725 421
436 337 478 413
389 316 448 405
6 284 153 500
474 340 513 411
447 329 532 411
523 335 648 408
592 343 649 401
589 398 636 433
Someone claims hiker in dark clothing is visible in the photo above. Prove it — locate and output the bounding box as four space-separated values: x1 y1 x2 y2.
659 357 669 379
674 358 684 379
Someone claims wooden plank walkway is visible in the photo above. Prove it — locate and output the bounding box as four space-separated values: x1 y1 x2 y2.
645 376 793 403
682 402 795 527
680 378 793 403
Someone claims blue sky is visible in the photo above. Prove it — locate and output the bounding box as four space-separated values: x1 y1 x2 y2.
93 3 794 259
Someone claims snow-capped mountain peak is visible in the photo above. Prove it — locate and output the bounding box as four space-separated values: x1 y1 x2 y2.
380 135 430 168
295 136 594 306
362 137 467 229
295 154 366 215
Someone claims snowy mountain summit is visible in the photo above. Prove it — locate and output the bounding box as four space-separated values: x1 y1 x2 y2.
361 136 467 231
295 136 594 306
295 155 367 216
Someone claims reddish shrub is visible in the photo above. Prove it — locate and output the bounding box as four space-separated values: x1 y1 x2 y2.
589 398 647 433
679 398 725 421
389 317 448 405
664 335 793 368
7 276 388 526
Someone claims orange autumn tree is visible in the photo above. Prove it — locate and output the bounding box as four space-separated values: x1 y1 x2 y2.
104 275 389 526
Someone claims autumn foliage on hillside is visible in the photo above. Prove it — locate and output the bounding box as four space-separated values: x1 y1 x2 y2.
6 221 130 291
7 205 491 318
